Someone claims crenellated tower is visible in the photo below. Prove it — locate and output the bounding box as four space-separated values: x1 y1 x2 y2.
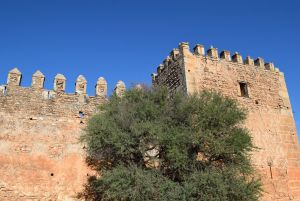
152 42 299 201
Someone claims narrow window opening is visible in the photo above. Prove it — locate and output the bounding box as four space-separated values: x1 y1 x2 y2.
79 111 84 124
3 86 7 95
239 82 249 97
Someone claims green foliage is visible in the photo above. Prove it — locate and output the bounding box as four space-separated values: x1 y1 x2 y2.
83 165 185 201
80 87 262 201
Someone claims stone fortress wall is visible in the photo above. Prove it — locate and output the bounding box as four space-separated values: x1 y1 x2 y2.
0 68 126 200
0 41 299 201
152 42 300 201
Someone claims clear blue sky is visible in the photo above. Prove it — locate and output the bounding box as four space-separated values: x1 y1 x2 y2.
0 0 299 134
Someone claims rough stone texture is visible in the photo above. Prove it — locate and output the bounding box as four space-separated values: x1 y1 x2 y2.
153 42 300 201
114 80 126 97
95 77 107 98
0 41 298 200
152 48 186 95
0 74 108 200
75 75 87 95
7 68 22 86
54 74 67 93
32 70 45 89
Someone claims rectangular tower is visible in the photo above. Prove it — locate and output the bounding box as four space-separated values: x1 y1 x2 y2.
153 42 300 201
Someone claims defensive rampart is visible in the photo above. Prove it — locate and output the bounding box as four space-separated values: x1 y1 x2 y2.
0 69 125 200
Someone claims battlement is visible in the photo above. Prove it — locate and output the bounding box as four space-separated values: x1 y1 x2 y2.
152 41 290 109
0 68 127 99
152 42 284 83
0 68 127 120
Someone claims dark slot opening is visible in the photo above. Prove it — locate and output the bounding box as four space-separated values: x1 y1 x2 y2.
239 82 249 97
79 111 84 118
79 111 84 124
3 86 7 95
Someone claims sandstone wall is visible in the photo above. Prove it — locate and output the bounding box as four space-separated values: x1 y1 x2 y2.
0 41 298 200
152 48 187 94
0 73 111 200
153 42 300 201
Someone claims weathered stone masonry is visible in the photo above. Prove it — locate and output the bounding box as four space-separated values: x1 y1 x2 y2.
152 42 300 201
0 69 125 200
0 41 299 201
